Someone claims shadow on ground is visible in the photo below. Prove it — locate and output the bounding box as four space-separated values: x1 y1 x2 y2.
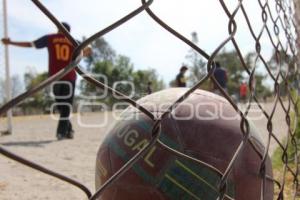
1 140 56 147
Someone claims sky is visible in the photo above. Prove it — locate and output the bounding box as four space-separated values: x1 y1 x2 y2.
0 0 295 92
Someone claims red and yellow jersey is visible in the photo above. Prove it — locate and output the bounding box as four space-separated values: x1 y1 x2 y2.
33 33 76 81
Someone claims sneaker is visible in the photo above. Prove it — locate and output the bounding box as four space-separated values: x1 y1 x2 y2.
65 130 74 139
56 133 65 140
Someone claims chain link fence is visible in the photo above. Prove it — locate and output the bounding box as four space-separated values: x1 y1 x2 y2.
0 0 299 199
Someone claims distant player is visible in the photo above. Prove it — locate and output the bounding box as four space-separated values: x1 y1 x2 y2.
239 81 247 103
2 22 91 140
212 61 227 94
147 81 152 94
176 65 188 87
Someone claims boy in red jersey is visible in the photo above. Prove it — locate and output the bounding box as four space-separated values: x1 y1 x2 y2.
2 22 91 140
239 81 248 103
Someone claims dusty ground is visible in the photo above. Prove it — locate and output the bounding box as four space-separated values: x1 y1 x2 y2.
0 101 291 200
0 112 116 200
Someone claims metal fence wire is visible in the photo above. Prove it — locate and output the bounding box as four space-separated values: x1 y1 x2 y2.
0 0 299 199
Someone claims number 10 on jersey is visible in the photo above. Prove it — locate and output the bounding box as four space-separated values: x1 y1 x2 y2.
55 44 70 61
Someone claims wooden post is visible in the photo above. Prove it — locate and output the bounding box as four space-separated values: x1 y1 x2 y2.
2 0 12 134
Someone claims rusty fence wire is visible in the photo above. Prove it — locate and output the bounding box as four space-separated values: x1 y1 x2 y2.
0 0 300 199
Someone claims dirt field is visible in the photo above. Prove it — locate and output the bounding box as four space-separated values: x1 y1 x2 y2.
0 101 290 200
0 112 116 200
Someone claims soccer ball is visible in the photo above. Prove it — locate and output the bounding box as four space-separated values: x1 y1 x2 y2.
95 88 273 200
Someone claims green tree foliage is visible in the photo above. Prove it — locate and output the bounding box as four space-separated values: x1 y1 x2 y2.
243 52 272 98
80 55 133 107
24 70 48 89
80 61 113 99
132 69 165 98
268 50 297 96
185 32 272 97
80 37 165 108
215 49 245 94
20 68 52 114
84 37 116 70
112 55 134 83
215 50 271 97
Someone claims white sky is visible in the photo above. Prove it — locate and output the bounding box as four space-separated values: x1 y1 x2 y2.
0 0 295 90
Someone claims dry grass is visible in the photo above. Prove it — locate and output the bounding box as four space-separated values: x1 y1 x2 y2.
272 146 300 199
273 168 298 199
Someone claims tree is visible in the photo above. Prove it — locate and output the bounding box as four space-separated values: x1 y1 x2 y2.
185 32 207 85
132 68 165 98
185 33 271 97
0 75 23 104
80 55 133 97
80 36 166 109
84 37 116 70
216 49 272 97
79 60 114 99
20 68 52 114
80 54 165 108
215 49 244 93
268 50 297 96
